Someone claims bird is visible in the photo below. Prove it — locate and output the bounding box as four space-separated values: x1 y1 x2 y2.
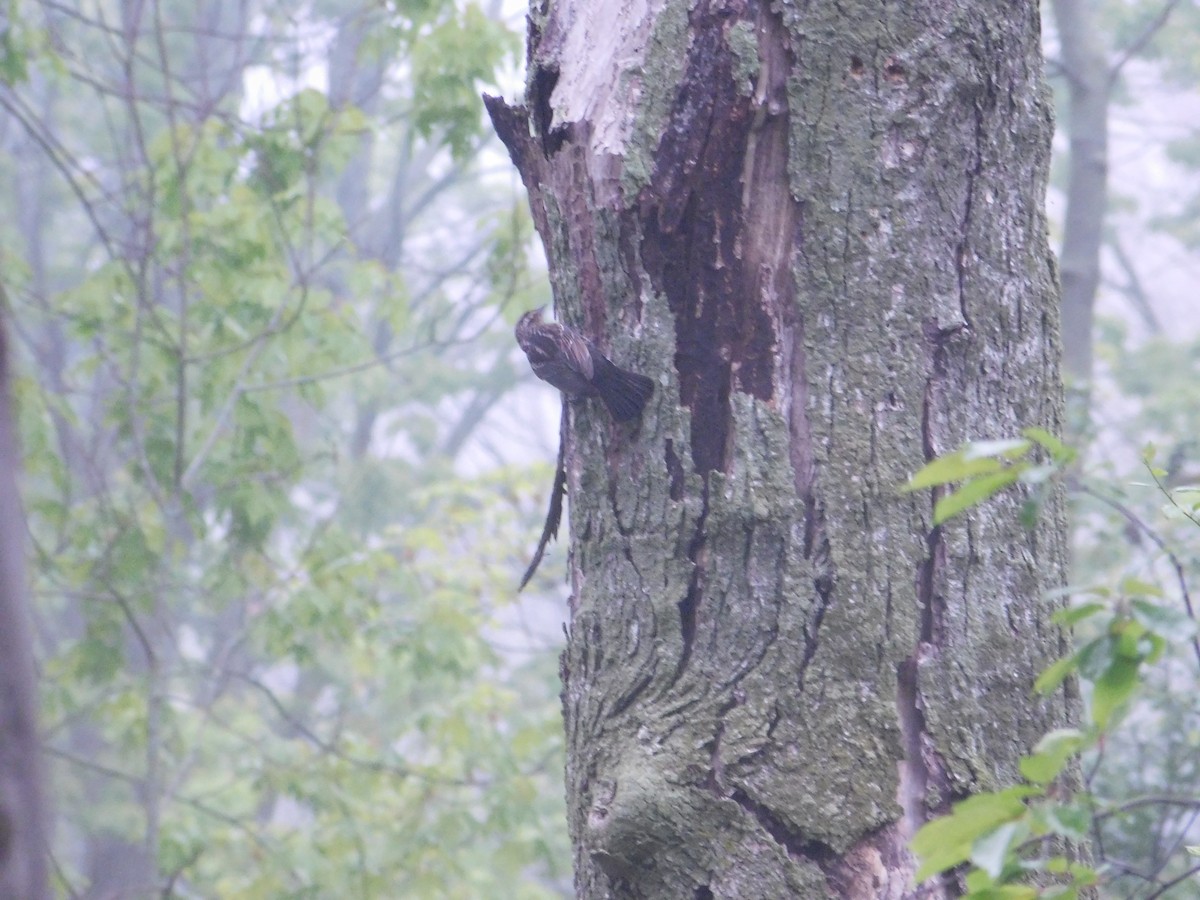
515 307 654 422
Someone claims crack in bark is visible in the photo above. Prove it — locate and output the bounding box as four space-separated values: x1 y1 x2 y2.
675 477 711 680
664 438 685 502
607 468 635 538
954 103 987 332
919 322 955 644
730 787 835 871
895 658 928 831
704 709 730 796
788 315 815 504
895 322 963 870
610 669 656 718
917 526 944 646
797 572 832 693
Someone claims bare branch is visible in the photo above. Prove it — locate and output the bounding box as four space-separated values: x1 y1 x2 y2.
1108 0 1185 87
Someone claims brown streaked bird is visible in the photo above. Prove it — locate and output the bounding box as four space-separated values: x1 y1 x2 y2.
515 307 654 422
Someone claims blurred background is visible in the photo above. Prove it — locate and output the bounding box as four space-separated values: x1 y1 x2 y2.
0 0 1198 896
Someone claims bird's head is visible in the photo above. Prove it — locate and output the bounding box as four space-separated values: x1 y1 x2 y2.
517 306 546 328
515 306 547 342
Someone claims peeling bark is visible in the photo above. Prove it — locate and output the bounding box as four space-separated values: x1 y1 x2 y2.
490 0 1069 896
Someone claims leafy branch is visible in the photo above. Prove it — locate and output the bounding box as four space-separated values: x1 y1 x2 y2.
906 434 1200 898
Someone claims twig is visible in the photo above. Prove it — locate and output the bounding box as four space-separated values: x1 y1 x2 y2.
1108 0 1185 88
1095 794 1200 820
1108 233 1161 334
1143 859 1200 899
1071 477 1200 670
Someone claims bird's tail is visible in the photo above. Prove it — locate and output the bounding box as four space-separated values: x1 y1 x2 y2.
591 355 654 422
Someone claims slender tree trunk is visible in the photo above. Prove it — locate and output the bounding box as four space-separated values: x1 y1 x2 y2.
490 0 1069 895
1051 0 1108 397
0 303 49 899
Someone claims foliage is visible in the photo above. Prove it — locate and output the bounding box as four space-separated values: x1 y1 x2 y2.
902 428 1075 526
2 0 566 896
907 439 1200 897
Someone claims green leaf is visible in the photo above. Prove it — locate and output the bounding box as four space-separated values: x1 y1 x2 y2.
965 868 996 891
968 888 1038 900
1075 637 1115 680
1069 862 1099 885
1130 598 1199 639
1051 602 1107 628
1112 618 1149 659
934 469 1022 524
1044 584 1110 601
1022 426 1074 462
905 452 1003 491
912 786 1041 880
914 840 972 883
1039 803 1092 841
74 623 124 683
971 820 1027 879
1034 653 1079 695
1118 577 1163 598
1019 729 1089 784
1091 656 1140 729
0 19 28 85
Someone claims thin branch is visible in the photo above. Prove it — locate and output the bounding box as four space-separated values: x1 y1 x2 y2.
1143 860 1200 899
45 844 82 900
241 303 506 394
1095 794 1200 820
1108 0 1185 87
1071 478 1200 670
1085 735 1109 867
1108 232 1162 334
179 287 298 490
230 672 481 786
1146 804 1200 891
0 90 119 260
42 744 292 875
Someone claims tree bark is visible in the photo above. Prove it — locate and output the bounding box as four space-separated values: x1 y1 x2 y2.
0 304 49 899
489 0 1069 896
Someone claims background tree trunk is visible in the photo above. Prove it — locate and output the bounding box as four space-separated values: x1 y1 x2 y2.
490 0 1070 895
1050 0 1108 400
0 305 48 899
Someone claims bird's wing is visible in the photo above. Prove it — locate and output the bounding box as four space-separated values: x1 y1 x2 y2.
558 325 594 380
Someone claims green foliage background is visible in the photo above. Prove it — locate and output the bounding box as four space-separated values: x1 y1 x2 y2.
1 0 568 895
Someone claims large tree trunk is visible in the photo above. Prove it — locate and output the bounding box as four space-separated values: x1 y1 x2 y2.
489 0 1069 895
